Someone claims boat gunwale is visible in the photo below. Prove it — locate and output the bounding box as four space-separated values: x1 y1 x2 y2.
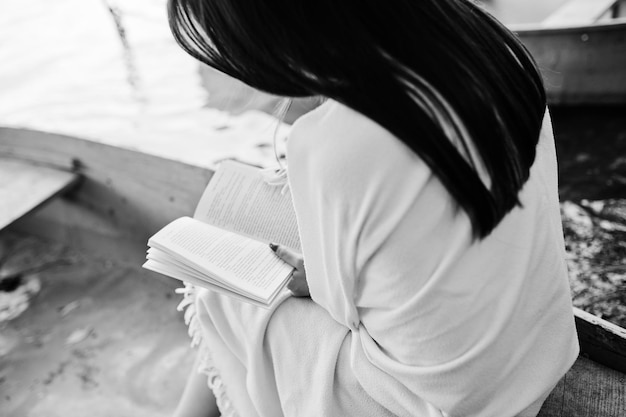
574 307 626 374
509 18 626 35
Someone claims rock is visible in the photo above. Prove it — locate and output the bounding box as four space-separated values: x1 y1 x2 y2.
65 327 93 345
59 300 81 317
0 275 41 323
561 201 593 238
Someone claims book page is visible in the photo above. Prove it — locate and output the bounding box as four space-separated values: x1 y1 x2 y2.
194 160 301 252
148 217 293 301
143 258 285 308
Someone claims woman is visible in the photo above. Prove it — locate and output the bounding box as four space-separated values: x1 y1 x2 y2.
169 1 579 416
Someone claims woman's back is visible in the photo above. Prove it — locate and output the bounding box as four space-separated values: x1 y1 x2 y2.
287 100 579 416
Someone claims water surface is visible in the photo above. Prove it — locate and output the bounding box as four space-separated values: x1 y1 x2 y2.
0 0 569 165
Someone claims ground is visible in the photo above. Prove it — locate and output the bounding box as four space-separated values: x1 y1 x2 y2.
0 233 194 417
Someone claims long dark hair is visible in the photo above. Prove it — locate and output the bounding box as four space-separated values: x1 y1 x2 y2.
168 0 546 239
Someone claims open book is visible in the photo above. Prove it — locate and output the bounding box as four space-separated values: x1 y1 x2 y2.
143 160 300 308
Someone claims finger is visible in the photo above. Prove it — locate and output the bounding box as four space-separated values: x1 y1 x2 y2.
269 243 303 269
287 271 310 297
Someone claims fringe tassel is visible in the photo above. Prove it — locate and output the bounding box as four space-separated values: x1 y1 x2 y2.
175 284 203 348
197 342 239 417
175 283 240 417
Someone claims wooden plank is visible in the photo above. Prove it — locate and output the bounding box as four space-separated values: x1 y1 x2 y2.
0 127 214 265
538 356 626 416
562 356 626 416
514 21 626 105
0 158 79 231
539 309 626 416
575 307 626 374
542 0 618 26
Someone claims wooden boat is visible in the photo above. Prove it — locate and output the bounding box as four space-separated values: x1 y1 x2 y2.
511 0 626 105
1 126 625 415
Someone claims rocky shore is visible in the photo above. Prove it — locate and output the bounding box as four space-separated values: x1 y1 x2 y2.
553 105 626 328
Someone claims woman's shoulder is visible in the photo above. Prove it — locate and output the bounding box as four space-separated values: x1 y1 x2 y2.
287 99 421 170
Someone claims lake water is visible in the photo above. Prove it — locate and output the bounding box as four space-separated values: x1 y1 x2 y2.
0 0 569 166
0 0 291 167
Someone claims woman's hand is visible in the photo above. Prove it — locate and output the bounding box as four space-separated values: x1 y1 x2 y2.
270 243 310 297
